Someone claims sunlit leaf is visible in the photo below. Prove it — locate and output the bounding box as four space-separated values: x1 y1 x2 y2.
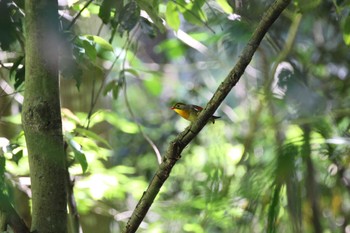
87 3 100 15
72 136 101 155
85 35 114 51
183 223 204 233
78 35 115 61
97 111 139 134
166 1 180 31
285 125 303 144
1 113 21 125
342 16 350 45
216 0 233 14
144 75 162 96
72 3 91 17
74 127 112 149
155 39 187 59
82 40 97 61
177 0 207 26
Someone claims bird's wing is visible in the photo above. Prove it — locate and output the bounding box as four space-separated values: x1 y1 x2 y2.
192 105 203 112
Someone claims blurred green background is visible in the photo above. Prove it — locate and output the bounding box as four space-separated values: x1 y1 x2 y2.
1 0 350 232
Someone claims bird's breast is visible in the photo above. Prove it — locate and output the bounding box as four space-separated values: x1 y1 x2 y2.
173 109 190 120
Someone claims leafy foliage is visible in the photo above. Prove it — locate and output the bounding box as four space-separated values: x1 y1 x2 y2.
1 0 350 232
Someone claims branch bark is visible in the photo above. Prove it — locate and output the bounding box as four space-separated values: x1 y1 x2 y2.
123 0 291 232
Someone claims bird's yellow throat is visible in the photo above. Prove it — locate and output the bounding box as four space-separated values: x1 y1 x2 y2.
173 108 190 120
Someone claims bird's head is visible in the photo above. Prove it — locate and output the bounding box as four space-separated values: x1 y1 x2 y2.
171 102 187 110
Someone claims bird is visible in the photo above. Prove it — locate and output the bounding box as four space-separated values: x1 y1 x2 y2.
171 102 220 124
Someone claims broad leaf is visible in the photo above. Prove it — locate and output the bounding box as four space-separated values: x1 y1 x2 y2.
137 0 166 33
216 0 233 14
166 1 180 31
74 127 112 149
98 0 114 23
67 137 88 173
118 1 140 32
77 35 115 61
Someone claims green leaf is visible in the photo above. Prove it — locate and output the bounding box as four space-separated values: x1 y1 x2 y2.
155 39 187 59
74 128 112 149
0 155 5 177
9 56 24 79
82 40 97 61
216 0 233 14
166 1 180 31
177 0 207 26
1 113 21 125
74 149 88 173
98 0 114 23
85 35 114 52
60 52 83 90
12 65 25 90
96 111 139 134
67 138 88 173
139 17 157 38
11 149 23 165
103 80 117 96
343 16 350 45
144 75 162 96
119 1 140 32
123 68 140 78
77 35 115 61
87 3 101 15
137 0 166 33
112 84 121 99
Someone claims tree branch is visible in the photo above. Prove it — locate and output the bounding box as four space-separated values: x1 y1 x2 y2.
123 0 291 232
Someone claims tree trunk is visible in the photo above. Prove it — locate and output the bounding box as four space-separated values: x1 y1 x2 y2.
22 0 67 232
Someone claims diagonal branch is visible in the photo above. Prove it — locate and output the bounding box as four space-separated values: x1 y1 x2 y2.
123 0 291 232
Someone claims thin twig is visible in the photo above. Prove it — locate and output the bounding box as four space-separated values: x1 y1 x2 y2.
121 33 162 164
66 0 94 30
66 167 81 233
97 23 104 36
123 81 162 164
83 32 131 129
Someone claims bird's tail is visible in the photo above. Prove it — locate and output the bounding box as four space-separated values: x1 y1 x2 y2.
211 116 221 124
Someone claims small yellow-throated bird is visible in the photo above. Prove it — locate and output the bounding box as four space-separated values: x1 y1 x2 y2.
171 102 220 124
